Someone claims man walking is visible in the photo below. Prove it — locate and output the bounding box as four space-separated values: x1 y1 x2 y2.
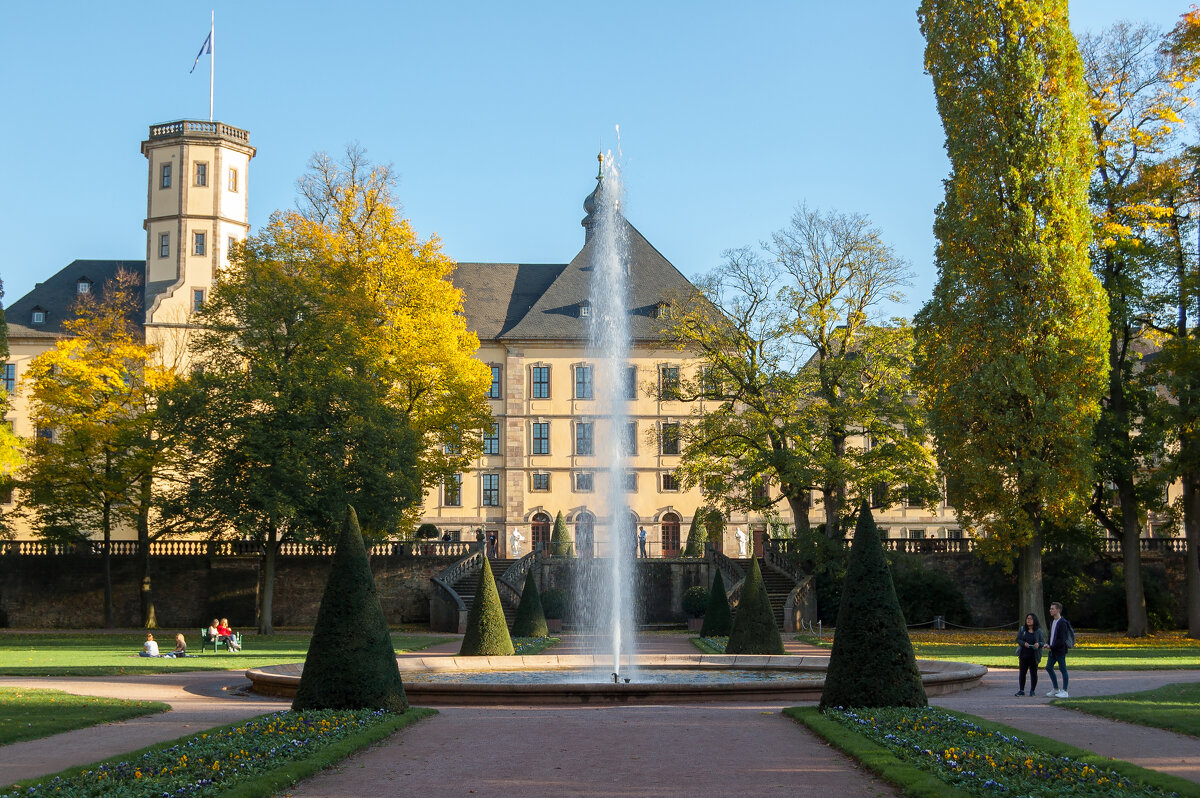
1044 601 1074 698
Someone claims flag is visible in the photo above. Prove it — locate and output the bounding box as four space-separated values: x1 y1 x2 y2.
189 31 212 74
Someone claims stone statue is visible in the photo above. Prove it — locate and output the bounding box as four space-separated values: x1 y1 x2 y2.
511 527 525 557
735 527 748 557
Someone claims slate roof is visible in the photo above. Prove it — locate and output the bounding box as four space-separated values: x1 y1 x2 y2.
5 260 146 339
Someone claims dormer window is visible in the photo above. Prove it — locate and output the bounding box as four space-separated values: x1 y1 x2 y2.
579 301 591 318
31 307 46 325
654 301 673 320
76 278 93 295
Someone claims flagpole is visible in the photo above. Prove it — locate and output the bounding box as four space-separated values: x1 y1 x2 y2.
209 11 215 122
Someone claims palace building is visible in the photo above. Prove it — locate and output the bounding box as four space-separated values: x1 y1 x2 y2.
1 120 966 550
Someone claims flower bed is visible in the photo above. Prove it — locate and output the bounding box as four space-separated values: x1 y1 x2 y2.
822 706 1184 797
1 707 433 798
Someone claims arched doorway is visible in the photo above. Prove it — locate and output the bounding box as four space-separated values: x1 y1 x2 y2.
575 511 595 558
660 512 681 557
531 512 552 555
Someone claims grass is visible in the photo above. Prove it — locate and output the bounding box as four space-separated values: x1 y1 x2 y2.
1058 682 1200 738
511 636 560 655
0 632 453 677
796 629 1200 670
0 706 436 797
0 687 170 746
786 705 1200 798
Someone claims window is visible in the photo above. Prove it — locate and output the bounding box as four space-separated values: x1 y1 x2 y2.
660 422 680 455
31 309 45 325
481 473 500 506
702 367 723 397
487 365 502 399
661 472 679 492
443 474 462 507
531 422 550 455
623 472 638 492
575 365 594 399
193 231 206 256
575 421 594 455
622 421 637 455
192 289 205 312
161 163 172 188
2 364 15 394
904 485 924 508
575 472 594 492
752 479 770 503
483 423 501 455
0 477 12 504
36 426 53 440
871 482 890 508
195 162 208 187
159 233 170 258
76 279 91 295
531 365 550 399
660 365 680 400
228 167 238 192
579 301 591 317
908 528 926 540
531 473 550 491
227 236 237 255
625 366 638 400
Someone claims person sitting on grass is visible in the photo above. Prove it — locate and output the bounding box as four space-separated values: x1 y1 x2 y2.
164 632 187 658
218 618 241 652
140 633 160 657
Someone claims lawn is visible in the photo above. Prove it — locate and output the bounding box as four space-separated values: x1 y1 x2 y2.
0 632 453 677
0 687 169 745
1058 682 1200 737
796 629 1200 669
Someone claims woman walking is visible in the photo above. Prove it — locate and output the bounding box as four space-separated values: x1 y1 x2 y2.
1015 613 1044 696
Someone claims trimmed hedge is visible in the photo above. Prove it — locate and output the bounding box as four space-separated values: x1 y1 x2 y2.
541 587 568 621
550 511 575 557
725 558 784 654
292 506 408 712
458 558 515 656
682 585 710 618
820 503 926 709
701 569 733 636
415 523 439 540
511 569 549 637
683 510 707 557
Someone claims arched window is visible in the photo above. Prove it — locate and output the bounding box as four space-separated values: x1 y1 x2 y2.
531 512 552 555
575 511 595 558
660 512 681 557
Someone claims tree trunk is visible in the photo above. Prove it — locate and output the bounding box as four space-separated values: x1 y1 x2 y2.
137 480 156 628
785 489 811 535
824 482 844 540
102 502 114 628
1185 475 1200 639
1118 479 1148 637
1017 531 1044 623
258 526 279 636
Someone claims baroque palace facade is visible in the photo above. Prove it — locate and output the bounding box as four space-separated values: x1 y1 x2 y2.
1 120 965 552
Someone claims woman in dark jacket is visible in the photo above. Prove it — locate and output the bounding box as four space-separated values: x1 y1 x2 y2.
1015 613 1045 696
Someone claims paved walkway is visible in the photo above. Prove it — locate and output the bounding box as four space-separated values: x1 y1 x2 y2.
0 633 1197 797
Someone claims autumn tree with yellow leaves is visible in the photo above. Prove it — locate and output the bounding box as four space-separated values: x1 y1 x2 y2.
914 0 1110 620
0 278 19 539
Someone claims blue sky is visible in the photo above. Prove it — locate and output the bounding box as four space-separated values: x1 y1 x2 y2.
1 2 1192 317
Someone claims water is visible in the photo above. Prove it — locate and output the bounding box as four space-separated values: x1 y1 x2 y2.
402 669 824 685
574 145 638 678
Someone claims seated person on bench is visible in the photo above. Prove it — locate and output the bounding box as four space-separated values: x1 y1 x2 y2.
217 618 241 652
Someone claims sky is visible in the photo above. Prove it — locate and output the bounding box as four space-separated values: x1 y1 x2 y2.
1 1 1194 318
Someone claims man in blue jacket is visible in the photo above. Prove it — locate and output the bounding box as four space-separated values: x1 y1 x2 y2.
1044 601 1074 698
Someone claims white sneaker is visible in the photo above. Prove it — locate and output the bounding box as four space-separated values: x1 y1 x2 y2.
1055 690 1068 698
1046 689 1057 696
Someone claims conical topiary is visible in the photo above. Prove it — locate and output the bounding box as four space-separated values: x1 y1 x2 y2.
725 558 784 654
292 506 407 712
820 502 927 710
550 511 575 556
683 509 706 557
459 557 515 655
510 568 548 638
705 507 726 546
700 569 733 636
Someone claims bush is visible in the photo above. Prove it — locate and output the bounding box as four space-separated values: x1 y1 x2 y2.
726 559 784 654
888 553 973 627
550 511 575 556
682 585 710 618
292 506 408 712
820 503 926 710
683 510 707 557
541 587 568 621
415 523 440 540
701 570 733 636
705 507 726 545
510 569 549 637
458 558 515 656
1086 566 1175 632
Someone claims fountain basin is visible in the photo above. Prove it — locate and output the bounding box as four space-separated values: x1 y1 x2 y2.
246 654 985 705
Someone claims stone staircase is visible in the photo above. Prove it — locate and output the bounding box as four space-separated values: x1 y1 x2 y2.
735 558 795 630
451 557 518 627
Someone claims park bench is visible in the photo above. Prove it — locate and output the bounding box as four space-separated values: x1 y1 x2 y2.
199 628 243 653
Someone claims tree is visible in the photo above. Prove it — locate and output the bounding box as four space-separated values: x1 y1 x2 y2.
160 208 424 634
700 569 732 636
510 569 548 638
458 558 515 656
820 504 927 709
19 270 175 627
664 207 938 539
915 0 1110 620
725 559 784 655
1080 18 1200 637
550 510 574 556
292 506 408 712
0 277 19 539
682 508 707 557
